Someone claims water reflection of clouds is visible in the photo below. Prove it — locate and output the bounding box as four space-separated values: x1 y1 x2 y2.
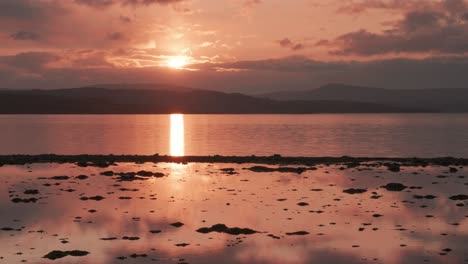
0 163 467 263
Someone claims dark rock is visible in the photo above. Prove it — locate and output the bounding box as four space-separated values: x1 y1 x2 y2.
381 183 407 192
175 243 190 247
122 236 139 240
80 196 105 201
100 171 114 176
449 194 468 200
24 189 39 195
130 254 147 258
220 168 237 175
386 164 401 172
43 250 89 260
413 195 437 199
75 175 88 180
170 222 184 228
246 166 307 174
343 188 367 194
196 224 257 235
49 176 69 180
285 231 309 235
100 237 117 241
11 198 38 203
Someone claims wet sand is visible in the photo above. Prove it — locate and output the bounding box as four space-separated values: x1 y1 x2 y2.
0 159 467 263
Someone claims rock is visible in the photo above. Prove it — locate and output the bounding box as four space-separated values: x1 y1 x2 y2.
43 250 89 260
246 166 307 174
343 188 367 194
100 237 117 241
413 195 437 199
196 224 258 235
24 189 39 195
75 175 88 180
49 176 69 180
129 254 147 258
386 164 401 172
100 171 114 176
285 231 309 235
80 196 105 201
170 222 184 227
381 183 407 192
175 243 190 247
11 198 38 203
122 236 139 240
449 194 468 200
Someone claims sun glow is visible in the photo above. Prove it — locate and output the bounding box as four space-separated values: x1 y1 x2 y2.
167 56 188 69
170 114 185 156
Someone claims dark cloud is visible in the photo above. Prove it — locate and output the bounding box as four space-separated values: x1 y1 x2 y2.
337 0 421 14
325 1 468 55
2 51 468 92
75 0 113 8
108 32 124 40
75 0 185 8
279 38 293 47
0 52 61 72
400 11 444 32
193 55 468 91
0 0 68 20
244 0 262 7
10 30 40 40
278 38 305 51
119 15 132 23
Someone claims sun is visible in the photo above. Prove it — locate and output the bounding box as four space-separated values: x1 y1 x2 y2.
167 56 188 69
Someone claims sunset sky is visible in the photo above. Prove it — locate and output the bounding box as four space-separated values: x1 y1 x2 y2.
1 0 468 92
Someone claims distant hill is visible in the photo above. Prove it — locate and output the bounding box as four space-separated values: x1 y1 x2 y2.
0 84 426 114
261 83 468 112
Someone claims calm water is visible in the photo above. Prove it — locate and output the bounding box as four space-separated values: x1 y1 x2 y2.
0 162 467 263
1 114 468 157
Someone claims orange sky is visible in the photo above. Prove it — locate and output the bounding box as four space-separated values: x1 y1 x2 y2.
1 0 468 91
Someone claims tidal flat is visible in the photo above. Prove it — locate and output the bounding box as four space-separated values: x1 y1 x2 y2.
0 160 467 264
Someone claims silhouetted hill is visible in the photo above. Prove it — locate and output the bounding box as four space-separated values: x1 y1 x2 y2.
261 83 468 112
0 85 426 114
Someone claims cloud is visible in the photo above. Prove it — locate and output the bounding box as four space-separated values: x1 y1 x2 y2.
278 38 305 51
1 51 468 92
336 0 422 14
0 0 68 20
244 0 262 7
108 32 125 41
10 30 40 40
119 15 132 23
0 52 61 72
74 0 186 8
324 1 468 55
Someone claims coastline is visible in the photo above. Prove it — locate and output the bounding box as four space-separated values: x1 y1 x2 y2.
0 154 467 166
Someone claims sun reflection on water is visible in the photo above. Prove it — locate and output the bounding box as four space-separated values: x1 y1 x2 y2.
170 114 185 156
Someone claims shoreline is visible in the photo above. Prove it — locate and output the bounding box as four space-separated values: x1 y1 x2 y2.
0 154 467 166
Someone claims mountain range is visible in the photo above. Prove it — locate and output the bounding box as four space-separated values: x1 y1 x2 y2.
261 83 468 112
0 83 463 114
